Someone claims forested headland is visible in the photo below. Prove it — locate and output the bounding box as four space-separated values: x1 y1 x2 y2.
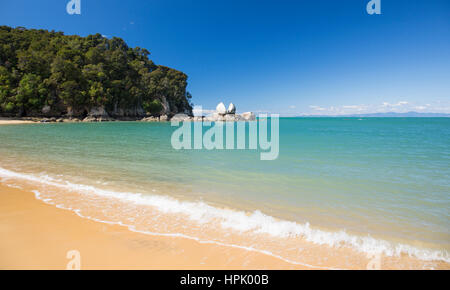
0 26 193 120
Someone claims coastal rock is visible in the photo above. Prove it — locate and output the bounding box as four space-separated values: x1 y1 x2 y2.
66 107 75 117
40 117 57 123
112 107 125 117
89 107 109 118
42 105 51 114
82 116 97 122
141 116 159 122
225 114 243 121
204 113 225 122
241 112 256 121
159 115 169 122
161 97 171 115
216 102 227 115
170 114 192 122
116 116 136 121
203 114 215 122
96 116 114 122
227 103 236 114
193 116 204 122
62 118 80 123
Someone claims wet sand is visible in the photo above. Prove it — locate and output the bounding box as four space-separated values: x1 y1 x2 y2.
1 182 448 270
0 183 308 270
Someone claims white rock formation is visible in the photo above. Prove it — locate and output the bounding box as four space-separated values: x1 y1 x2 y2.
216 102 227 115
189 103 254 122
193 116 204 122
241 112 256 121
204 113 225 122
227 103 236 114
225 114 243 121
170 113 192 122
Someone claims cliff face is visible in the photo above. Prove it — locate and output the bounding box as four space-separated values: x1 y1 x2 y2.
0 26 193 118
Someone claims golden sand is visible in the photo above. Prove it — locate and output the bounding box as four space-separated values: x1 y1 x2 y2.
0 182 448 270
0 183 309 270
0 119 35 125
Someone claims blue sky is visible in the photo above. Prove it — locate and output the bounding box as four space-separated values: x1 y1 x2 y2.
1 0 449 115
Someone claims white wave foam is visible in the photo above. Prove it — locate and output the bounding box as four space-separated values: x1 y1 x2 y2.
0 166 448 264
31 189 335 269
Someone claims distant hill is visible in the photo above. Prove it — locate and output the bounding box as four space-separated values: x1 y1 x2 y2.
299 112 450 118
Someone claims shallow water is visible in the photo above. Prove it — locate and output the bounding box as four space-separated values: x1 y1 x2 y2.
0 118 449 266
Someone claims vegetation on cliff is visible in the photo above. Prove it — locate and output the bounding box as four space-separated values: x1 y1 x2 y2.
0 26 193 118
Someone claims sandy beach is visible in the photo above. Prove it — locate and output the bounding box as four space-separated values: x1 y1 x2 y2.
1 182 448 270
0 118 36 125
0 183 309 270
1 120 449 270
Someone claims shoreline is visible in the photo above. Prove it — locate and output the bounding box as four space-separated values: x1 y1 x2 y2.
0 183 309 270
0 118 36 125
0 113 255 124
1 176 449 270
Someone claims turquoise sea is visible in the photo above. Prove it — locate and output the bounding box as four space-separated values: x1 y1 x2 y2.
0 118 449 267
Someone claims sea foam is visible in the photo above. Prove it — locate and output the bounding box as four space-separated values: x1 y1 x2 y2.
0 166 448 264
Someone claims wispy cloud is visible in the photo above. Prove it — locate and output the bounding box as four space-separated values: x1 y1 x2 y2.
305 101 450 116
382 101 409 107
309 105 327 111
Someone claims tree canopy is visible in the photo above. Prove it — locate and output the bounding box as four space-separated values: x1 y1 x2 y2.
0 26 193 117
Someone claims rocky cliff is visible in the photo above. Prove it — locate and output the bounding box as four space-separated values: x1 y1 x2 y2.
0 26 193 119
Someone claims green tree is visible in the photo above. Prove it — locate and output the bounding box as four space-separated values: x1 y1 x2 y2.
0 26 193 118
143 99 163 116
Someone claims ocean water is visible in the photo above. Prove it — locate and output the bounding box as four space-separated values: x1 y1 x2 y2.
0 118 449 268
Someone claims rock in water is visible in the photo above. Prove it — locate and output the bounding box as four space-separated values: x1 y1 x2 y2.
204 113 225 122
225 114 239 121
170 114 192 122
227 103 236 114
216 102 227 115
82 116 97 122
193 116 204 122
141 116 159 122
241 112 256 121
